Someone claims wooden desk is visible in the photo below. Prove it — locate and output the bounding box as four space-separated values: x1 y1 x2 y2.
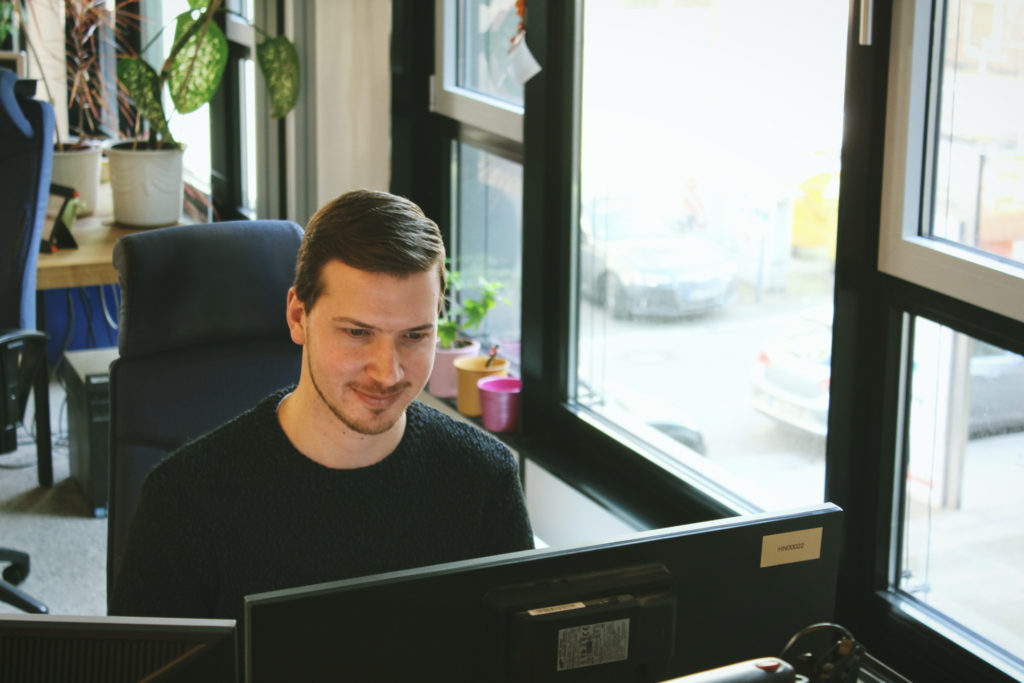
36 184 138 290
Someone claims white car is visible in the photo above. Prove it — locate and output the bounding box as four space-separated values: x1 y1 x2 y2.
751 308 1024 439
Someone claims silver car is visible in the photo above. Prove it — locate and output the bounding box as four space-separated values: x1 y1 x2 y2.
580 205 737 319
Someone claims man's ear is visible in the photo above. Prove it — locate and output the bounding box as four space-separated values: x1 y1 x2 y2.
285 287 306 345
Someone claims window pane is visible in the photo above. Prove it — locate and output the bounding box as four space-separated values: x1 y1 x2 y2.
576 0 848 510
146 0 212 196
454 142 523 367
900 317 1024 659
930 0 1024 264
241 58 258 214
459 0 525 107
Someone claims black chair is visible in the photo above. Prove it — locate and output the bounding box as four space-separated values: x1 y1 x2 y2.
1 68 54 614
107 219 303 601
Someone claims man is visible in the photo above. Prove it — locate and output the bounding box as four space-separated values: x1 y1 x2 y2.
109 189 534 625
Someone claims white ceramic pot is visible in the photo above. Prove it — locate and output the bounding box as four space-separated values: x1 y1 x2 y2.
106 142 185 227
428 338 481 398
51 143 103 217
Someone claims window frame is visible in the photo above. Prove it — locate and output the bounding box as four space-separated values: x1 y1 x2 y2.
830 1 1024 681
395 1 1024 678
430 0 524 143
877 0 1024 324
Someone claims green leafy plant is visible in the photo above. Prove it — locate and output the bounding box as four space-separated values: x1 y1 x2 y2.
437 269 505 350
0 2 12 43
118 0 299 148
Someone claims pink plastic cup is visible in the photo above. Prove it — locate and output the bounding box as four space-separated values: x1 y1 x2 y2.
477 376 522 433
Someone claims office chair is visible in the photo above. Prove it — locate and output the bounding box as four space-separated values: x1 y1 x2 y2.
1 68 54 613
107 219 303 601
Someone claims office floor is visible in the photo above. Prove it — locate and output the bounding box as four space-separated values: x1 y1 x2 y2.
0 378 107 616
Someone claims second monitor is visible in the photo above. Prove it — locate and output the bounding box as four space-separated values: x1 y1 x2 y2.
245 502 843 682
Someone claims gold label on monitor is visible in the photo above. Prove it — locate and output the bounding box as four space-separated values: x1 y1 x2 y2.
760 527 823 568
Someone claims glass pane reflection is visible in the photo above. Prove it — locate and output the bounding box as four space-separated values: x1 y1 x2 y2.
459 0 525 107
576 0 848 510
901 317 1024 658
930 0 1024 264
455 142 523 367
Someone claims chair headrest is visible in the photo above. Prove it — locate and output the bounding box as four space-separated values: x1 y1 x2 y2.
114 219 304 358
0 68 33 140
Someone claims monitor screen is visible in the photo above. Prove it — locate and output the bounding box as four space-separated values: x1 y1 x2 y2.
0 614 237 683
245 502 842 682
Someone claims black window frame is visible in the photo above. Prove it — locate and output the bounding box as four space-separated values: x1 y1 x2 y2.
392 2 1024 680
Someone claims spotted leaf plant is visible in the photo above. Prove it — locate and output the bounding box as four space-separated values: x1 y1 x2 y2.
118 0 299 148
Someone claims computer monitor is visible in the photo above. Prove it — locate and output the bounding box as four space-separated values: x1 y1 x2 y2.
245 502 842 682
0 614 238 683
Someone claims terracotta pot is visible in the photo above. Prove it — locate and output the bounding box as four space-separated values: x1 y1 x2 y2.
454 356 509 417
429 338 481 398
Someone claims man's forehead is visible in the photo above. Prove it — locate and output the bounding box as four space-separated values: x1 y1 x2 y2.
314 262 440 317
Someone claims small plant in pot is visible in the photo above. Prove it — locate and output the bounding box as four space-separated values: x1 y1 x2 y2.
428 269 504 399
108 0 299 226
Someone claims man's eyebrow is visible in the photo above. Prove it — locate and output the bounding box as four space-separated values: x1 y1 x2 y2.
332 316 377 330
332 317 435 333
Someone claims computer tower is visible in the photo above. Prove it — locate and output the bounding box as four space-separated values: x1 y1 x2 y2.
61 347 117 518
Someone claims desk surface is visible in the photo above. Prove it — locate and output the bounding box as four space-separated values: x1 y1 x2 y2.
36 184 147 290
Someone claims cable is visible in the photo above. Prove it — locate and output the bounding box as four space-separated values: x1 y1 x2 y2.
50 289 76 381
780 622 862 683
78 287 97 348
100 284 119 337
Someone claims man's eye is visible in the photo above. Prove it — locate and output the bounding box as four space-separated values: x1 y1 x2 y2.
406 332 427 341
345 328 369 337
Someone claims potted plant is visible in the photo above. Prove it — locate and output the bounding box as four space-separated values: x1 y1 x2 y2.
108 0 299 226
428 269 504 398
4 0 135 216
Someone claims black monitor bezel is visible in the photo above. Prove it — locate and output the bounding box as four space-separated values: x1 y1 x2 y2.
0 614 238 682
245 502 842 682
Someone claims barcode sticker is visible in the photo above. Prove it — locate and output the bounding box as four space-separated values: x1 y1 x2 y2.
527 602 587 616
556 618 630 671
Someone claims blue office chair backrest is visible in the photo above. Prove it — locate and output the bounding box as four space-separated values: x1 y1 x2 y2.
107 219 304 601
0 68 54 331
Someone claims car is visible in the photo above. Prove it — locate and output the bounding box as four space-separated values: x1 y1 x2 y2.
749 308 832 438
579 203 737 319
966 340 1024 437
750 308 1024 439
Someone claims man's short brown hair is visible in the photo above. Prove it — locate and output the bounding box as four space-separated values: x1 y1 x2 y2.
293 189 447 311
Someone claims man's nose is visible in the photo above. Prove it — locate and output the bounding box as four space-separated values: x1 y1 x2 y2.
366 337 403 386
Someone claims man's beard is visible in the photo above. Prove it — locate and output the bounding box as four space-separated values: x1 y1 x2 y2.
307 353 409 436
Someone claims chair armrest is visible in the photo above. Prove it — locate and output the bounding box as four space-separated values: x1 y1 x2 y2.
0 329 47 348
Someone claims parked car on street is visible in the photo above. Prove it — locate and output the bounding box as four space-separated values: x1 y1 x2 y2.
749 308 832 438
579 203 737 319
750 308 1024 439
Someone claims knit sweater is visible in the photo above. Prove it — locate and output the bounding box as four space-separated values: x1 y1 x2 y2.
108 389 534 627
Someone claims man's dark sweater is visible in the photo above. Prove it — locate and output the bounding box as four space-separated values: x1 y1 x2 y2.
108 389 534 627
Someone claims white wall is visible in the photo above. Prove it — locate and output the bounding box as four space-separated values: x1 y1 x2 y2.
311 1 392 207
22 0 68 138
525 460 640 549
